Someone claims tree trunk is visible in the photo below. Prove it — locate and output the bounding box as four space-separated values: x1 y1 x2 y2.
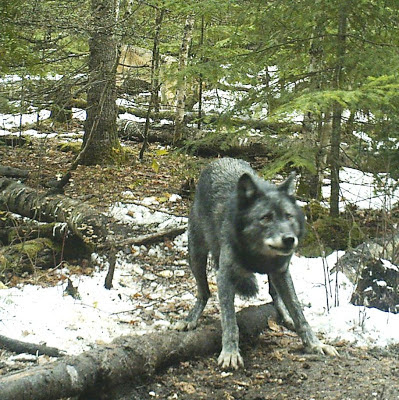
302 17 325 199
0 303 279 400
0 220 65 245
81 0 121 165
197 15 205 130
139 7 165 160
173 14 195 142
316 112 331 199
329 5 348 217
330 103 343 217
117 104 297 132
152 8 164 116
117 119 276 158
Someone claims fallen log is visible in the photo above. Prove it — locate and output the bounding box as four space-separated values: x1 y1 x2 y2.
0 237 61 274
0 335 64 358
120 225 187 247
0 178 109 248
0 303 280 400
2 221 68 245
75 99 298 133
117 119 275 158
0 135 27 147
117 119 173 145
118 106 298 132
0 165 29 179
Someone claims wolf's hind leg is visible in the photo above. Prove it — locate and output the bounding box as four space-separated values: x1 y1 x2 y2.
174 226 210 331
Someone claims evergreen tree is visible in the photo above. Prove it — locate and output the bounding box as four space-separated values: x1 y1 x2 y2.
81 0 121 165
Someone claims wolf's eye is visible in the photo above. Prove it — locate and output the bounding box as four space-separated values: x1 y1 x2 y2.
260 213 273 223
285 213 294 220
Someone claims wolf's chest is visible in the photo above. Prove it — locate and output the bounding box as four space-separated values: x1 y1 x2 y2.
238 253 290 275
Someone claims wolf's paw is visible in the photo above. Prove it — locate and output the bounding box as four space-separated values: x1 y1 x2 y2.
218 349 244 370
173 320 198 331
281 315 295 331
305 342 339 357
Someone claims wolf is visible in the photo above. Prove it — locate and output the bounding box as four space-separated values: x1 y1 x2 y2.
174 158 338 369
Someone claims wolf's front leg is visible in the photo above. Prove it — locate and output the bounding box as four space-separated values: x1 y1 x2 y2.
216 266 244 370
270 269 339 357
269 279 295 331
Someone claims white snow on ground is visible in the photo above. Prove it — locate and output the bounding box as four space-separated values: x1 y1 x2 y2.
0 203 191 355
0 109 51 130
1 198 399 356
72 108 86 121
0 268 141 355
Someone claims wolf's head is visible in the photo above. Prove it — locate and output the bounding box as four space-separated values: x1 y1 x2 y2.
235 172 305 259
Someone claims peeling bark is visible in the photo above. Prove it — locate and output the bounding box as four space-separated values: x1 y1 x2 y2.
0 178 109 248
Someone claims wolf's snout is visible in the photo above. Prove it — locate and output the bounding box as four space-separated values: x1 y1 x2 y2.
282 236 296 248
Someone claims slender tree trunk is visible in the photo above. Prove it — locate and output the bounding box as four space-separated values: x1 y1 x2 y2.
174 14 195 142
330 6 348 217
82 0 121 165
316 112 331 199
197 15 205 130
152 9 163 116
140 7 164 160
302 18 325 199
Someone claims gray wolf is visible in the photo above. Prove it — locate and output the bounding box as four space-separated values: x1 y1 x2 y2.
174 157 338 369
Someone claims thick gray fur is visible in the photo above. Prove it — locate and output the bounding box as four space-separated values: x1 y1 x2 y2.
174 158 338 369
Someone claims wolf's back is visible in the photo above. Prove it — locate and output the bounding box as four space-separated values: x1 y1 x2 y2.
189 158 253 249
194 158 253 212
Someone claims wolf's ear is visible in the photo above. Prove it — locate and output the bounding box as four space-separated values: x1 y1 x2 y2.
237 173 258 206
279 172 296 196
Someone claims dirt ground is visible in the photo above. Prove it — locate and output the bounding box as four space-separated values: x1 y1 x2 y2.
100 334 399 400
1 136 399 400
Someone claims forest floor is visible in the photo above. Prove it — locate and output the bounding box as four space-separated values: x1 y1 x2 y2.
106 338 399 400
1 135 399 400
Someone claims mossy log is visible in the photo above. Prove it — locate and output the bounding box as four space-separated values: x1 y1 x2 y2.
1 221 68 245
0 303 280 400
0 178 109 248
0 237 61 274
